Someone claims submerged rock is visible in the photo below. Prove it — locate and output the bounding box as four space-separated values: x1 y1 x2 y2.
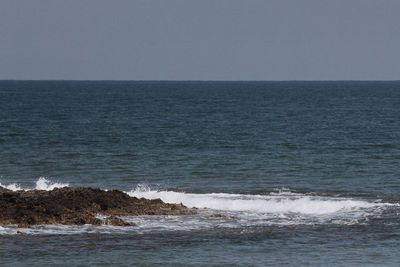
207 213 236 219
208 213 227 219
0 186 196 228
105 216 136 227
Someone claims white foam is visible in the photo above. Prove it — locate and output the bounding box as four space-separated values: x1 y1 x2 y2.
0 224 135 236
0 182 23 191
0 181 398 235
127 185 387 215
0 177 68 191
35 177 69 190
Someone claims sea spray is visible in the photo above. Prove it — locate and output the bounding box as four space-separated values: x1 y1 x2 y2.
0 179 398 235
127 185 380 214
35 177 69 190
0 177 68 191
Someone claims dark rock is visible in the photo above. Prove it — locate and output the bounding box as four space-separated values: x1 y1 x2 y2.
207 214 236 219
0 186 196 228
105 216 136 227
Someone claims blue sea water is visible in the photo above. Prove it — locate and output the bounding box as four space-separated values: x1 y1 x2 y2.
0 81 399 266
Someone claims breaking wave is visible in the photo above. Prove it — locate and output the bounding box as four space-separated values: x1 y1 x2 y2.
0 177 69 191
128 184 390 215
125 184 398 229
1 180 398 235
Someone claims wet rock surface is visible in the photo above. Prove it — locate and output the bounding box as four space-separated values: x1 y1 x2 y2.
0 186 195 228
207 213 236 219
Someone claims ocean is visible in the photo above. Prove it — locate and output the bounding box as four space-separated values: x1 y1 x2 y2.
0 81 399 266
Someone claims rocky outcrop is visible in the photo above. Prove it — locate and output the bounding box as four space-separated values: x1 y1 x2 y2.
0 186 195 228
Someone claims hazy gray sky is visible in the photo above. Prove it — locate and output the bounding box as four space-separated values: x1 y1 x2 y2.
1 0 399 80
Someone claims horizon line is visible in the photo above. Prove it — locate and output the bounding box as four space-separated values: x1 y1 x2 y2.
1 79 400 82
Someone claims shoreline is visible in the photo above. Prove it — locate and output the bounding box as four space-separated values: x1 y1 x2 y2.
0 186 196 228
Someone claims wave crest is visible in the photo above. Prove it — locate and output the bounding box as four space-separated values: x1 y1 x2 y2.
127 185 389 216
0 177 69 191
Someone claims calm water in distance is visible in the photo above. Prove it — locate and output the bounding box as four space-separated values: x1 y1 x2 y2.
0 81 399 266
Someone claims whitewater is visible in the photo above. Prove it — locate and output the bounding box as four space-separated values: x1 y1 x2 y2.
2 81 400 265
1 178 397 235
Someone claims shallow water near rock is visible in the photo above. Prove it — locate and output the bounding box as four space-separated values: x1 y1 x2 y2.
1 81 400 266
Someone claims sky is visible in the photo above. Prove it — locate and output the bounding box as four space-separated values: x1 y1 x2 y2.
1 0 400 80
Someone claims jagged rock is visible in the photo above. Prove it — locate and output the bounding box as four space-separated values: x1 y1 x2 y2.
0 186 196 228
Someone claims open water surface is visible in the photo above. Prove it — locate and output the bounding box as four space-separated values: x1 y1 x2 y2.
0 81 399 266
